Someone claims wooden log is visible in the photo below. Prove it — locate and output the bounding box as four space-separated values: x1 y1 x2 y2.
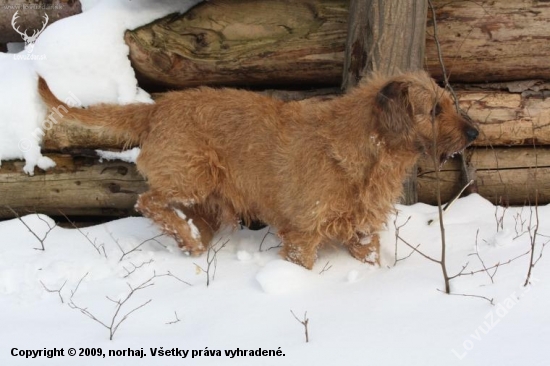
458 90 550 147
426 0 550 83
0 0 82 43
418 147 550 206
125 0 347 89
0 154 145 219
125 0 550 88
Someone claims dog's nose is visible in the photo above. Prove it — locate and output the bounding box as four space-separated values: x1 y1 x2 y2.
465 127 479 142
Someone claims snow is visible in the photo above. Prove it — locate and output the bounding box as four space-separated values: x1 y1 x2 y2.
1 194 549 365
1 1 549 365
97 147 141 164
0 0 202 174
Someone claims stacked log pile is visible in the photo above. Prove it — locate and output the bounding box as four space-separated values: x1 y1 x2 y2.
1 0 549 218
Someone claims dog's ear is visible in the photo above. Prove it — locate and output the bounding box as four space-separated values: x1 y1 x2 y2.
374 80 414 135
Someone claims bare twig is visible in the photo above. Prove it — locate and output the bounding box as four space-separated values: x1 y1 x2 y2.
166 311 181 325
469 229 494 284
318 261 333 275
115 234 165 263
449 250 530 280
69 273 159 340
393 214 413 266
396 234 440 264
525 191 540 286
58 210 105 257
6 206 56 251
259 228 276 252
40 280 67 304
123 259 154 279
290 310 310 343
194 238 229 287
436 289 494 305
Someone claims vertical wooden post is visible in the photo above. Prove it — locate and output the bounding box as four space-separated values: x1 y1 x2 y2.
342 0 428 204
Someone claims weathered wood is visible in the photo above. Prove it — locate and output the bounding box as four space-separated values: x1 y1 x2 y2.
426 0 550 83
458 90 550 147
0 154 145 219
418 147 550 205
125 0 550 88
125 0 347 89
0 0 82 43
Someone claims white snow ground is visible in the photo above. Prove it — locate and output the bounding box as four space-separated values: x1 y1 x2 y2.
0 194 548 366
1 1 549 365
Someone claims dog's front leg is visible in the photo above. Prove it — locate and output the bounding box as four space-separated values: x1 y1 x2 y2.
345 233 380 265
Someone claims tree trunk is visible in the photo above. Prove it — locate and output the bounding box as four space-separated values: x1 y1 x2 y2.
0 0 82 43
342 0 427 205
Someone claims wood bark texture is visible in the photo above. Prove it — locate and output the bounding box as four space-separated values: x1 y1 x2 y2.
125 0 347 88
0 154 145 219
418 147 550 206
124 0 550 87
425 0 550 83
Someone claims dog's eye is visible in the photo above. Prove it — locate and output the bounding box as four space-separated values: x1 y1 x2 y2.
431 103 443 116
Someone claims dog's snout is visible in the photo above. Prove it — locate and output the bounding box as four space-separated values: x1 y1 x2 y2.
465 127 479 142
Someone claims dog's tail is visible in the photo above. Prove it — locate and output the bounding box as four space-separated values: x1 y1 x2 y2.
37 76 152 145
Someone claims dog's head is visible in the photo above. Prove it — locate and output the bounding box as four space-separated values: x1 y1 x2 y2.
374 72 478 165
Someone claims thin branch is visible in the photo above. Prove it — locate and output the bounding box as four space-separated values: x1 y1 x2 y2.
123 259 154 279
117 234 165 263
436 289 494 305
40 280 67 304
58 210 105 257
6 206 55 251
525 191 540 286
469 229 494 284
290 310 310 343
449 250 530 280
166 311 181 325
396 234 441 264
195 238 229 287
318 261 333 275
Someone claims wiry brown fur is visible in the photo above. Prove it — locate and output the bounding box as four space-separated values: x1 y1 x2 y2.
38 71 478 269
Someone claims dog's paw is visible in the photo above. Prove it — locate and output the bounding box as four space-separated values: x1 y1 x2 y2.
347 241 380 266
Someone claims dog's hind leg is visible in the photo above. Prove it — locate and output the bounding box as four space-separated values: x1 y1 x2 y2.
136 190 217 256
279 231 323 270
345 233 380 265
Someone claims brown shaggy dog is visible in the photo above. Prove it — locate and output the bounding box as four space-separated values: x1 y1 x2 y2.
38 71 478 269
